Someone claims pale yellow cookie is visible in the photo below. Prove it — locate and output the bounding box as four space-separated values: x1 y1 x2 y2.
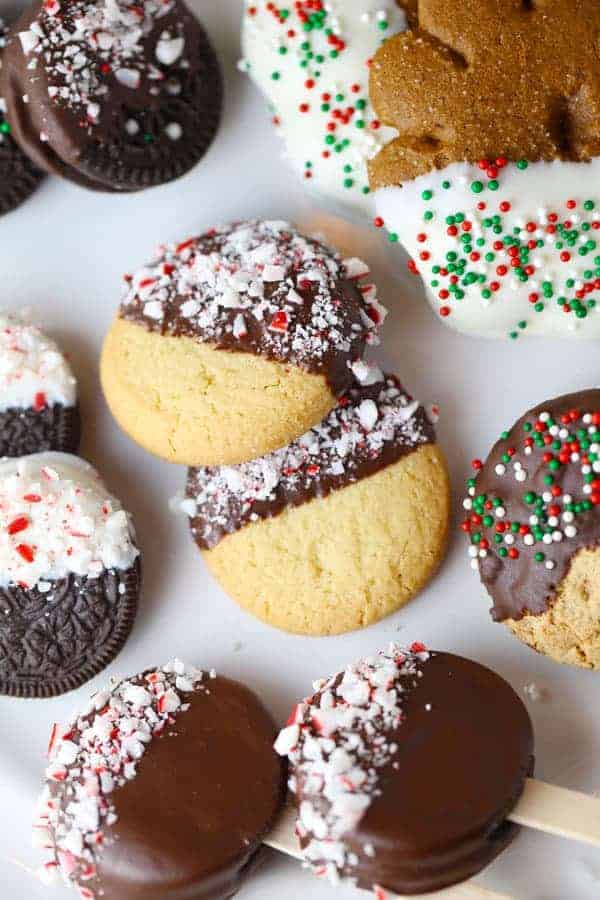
182 372 449 635
201 445 450 635
507 548 600 671
101 220 385 466
101 318 337 466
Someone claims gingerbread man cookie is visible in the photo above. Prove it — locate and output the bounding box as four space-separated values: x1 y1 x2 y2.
370 0 600 338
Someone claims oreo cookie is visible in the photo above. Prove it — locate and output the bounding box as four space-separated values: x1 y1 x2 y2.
0 453 140 698
0 18 44 214
0 315 81 457
2 0 223 192
35 662 286 899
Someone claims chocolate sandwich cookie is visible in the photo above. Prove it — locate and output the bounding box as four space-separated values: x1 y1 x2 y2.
275 644 534 895
35 659 286 900
464 390 600 669
0 18 44 215
369 0 600 339
102 220 387 466
0 315 80 456
181 367 450 634
2 0 222 192
0 453 140 697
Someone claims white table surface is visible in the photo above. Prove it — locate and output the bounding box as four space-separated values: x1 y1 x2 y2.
1 2 600 899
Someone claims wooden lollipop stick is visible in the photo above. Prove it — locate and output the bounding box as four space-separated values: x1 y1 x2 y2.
264 804 514 900
511 778 600 848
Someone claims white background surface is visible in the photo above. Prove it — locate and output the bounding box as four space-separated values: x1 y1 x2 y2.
1 2 600 899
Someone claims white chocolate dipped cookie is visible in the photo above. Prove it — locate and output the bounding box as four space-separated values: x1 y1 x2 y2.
368 0 600 338
241 1 408 214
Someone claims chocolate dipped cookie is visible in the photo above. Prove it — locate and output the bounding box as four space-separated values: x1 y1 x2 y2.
241 1 408 214
0 18 44 215
275 643 534 895
2 0 222 192
35 659 286 900
464 390 600 669
102 220 386 466
0 453 140 697
369 0 600 339
181 368 450 635
0 314 80 456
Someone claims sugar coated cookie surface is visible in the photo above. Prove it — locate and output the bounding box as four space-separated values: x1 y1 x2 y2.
464 390 600 669
241 1 408 213
369 0 600 338
0 453 140 697
275 644 534 894
102 220 385 466
2 0 222 191
35 660 286 900
182 370 450 634
0 314 80 455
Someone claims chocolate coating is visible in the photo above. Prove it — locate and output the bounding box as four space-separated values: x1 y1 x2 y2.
119 221 383 395
98 676 285 900
186 374 434 548
2 0 222 192
467 390 600 621
0 562 140 698
0 402 80 457
44 672 286 899
289 650 533 895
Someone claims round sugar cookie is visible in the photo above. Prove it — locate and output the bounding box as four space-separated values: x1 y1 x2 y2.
35 660 286 899
0 314 80 457
0 453 140 697
101 220 385 466
182 370 450 635
463 389 600 669
240 0 408 214
275 644 534 895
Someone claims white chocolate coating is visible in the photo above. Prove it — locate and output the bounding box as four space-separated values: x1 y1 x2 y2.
241 1 407 214
375 158 600 338
0 315 77 411
0 453 138 589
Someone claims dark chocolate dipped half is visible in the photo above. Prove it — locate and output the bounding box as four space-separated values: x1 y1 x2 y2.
275 645 534 896
183 368 435 549
463 390 600 622
119 220 386 396
0 453 140 698
0 315 80 456
2 0 222 192
35 661 287 900
0 18 45 214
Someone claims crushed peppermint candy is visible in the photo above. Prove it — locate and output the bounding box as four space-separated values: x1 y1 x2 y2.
275 643 429 885
0 453 138 590
120 220 386 391
17 0 183 128
0 314 77 412
182 373 435 549
34 659 207 898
